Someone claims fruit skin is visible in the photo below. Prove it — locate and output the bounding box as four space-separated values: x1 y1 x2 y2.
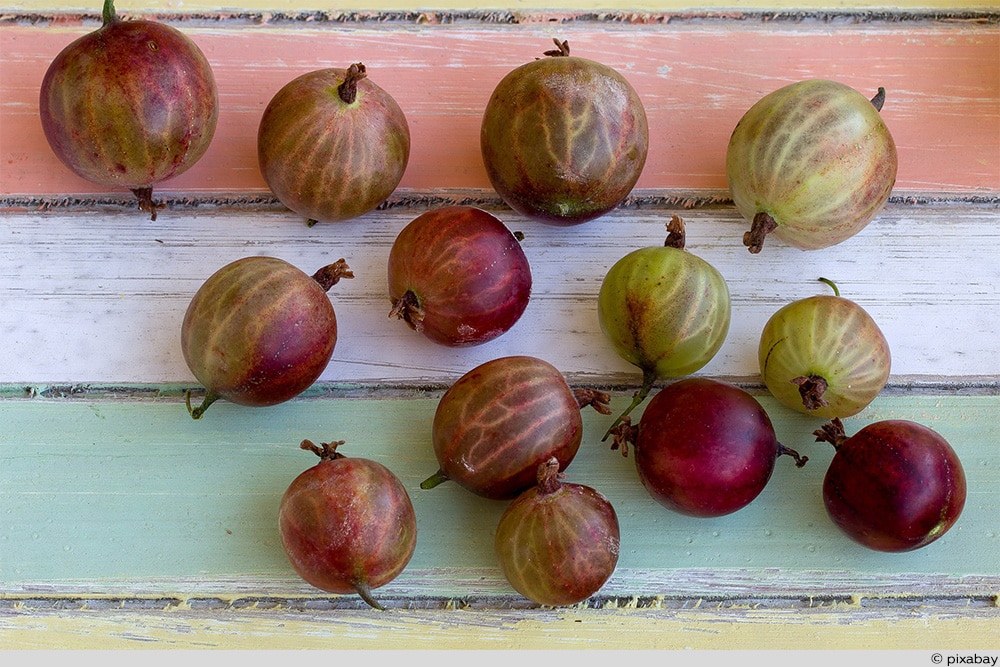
480 39 649 225
815 418 966 552
494 458 620 606
38 0 218 219
758 280 891 418
258 63 410 223
726 79 897 252
181 256 352 418
279 440 417 610
612 377 807 518
424 356 610 500
388 205 532 347
597 216 731 434
599 244 730 378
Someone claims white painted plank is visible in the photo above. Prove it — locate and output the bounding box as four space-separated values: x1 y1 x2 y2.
1 198 997 385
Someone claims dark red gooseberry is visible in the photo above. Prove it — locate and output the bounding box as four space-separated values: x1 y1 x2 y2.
388 205 532 347
814 418 966 552
610 377 806 518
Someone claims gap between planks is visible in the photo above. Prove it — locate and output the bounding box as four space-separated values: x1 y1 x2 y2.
4 376 1000 401
2 591 997 612
3 188 999 217
3 9 998 28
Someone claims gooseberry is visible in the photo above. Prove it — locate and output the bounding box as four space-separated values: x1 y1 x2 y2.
814 418 966 552
726 79 897 252
610 377 807 518
422 355 611 500
38 0 219 219
278 439 417 610
388 205 531 347
759 278 891 418
181 256 352 418
597 215 731 437
494 458 620 606
258 62 410 224
480 39 649 225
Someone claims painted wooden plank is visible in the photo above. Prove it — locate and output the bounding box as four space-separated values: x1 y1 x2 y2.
2 9 999 651
1 394 997 591
0 202 998 386
2 22 998 199
1 393 998 649
1 604 999 650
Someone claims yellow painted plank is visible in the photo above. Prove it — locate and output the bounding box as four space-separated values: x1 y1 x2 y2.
2 604 999 650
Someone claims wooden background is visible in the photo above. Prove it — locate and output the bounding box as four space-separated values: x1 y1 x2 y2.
1 0 999 651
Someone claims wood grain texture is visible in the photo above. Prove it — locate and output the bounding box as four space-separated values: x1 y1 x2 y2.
3 606 999 650
2 393 998 585
2 21 998 199
1 202 998 386
2 9 999 651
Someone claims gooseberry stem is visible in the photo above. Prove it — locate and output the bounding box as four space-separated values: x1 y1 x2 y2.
102 0 118 25
664 214 686 249
777 443 809 468
543 38 570 57
353 580 386 611
818 277 841 297
388 290 424 332
536 457 563 495
743 211 778 254
813 417 849 450
792 374 830 410
185 389 219 420
301 439 347 461
311 259 354 291
573 388 612 415
870 87 886 112
601 367 656 442
338 63 367 104
420 469 450 490
131 187 163 221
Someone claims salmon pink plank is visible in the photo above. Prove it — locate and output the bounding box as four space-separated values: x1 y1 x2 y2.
1 23 997 198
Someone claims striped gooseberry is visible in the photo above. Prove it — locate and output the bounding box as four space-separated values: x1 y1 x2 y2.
726 79 897 252
38 0 218 219
279 439 417 610
258 63 410 224
759 278 891 418
597 215 731 437
181 256 352 418
480 39 649 225
421 355 611 500
494 458 620 606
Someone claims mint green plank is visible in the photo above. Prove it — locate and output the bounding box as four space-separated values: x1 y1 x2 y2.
1 393 998 592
